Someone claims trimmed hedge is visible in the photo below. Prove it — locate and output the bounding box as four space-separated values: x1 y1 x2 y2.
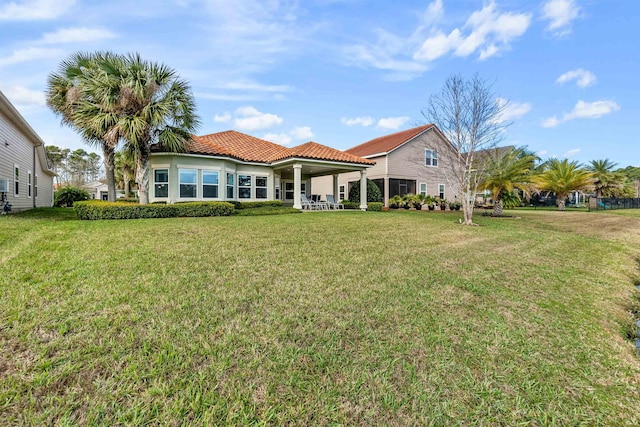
230 200 284 210
74 200 234 220
341 201 383 211
233 207 301 216
115 197 140 203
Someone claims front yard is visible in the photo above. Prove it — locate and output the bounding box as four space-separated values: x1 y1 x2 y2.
1 209 640 425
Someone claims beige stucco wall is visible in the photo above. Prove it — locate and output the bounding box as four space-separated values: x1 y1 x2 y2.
149 154 275 203
311 128 461 205
0 110 54 211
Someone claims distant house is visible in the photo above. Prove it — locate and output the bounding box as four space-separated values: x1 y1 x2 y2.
0 91 55 212
149 130 375 209
83 180 109 200
313 124 461 206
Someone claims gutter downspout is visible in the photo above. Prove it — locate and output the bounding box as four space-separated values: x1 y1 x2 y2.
33 143 41 209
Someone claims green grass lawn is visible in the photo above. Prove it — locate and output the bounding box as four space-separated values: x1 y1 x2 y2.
2 208 640 425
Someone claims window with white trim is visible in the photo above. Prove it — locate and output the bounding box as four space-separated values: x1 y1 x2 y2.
438 184 445 199
28 171 32 198
425 149 438 167
255 176 267 199
419 182 427 196
238 175 251 199
14 165 19 197
339 185 346 201
179 169 197 198
154 169 169 198
35 174 38 198
226 173 235 199
202 170 219 199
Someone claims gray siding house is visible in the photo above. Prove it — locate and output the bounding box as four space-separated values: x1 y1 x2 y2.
313 124 461 206
0 91 55 212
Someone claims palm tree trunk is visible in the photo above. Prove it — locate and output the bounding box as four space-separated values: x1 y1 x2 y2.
124 172 130 197
136 149 150 205
557 199 566 211
493 199 503 216
103 146 116 202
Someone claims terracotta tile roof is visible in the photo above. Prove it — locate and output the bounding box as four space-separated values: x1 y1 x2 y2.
155 130 374 166
284 141 375 165
346 124 434 157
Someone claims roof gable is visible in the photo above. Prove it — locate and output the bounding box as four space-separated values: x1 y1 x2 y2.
157 130 374 166
346 124 435 157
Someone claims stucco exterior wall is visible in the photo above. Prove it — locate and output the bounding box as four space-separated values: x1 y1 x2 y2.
0 108 54 211
149 154 275 203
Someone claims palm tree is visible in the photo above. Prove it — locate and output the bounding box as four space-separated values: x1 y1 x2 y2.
47 52 122 202
535 159 592 210
478 147 538 216
587 159 625 197
115 149 136 197
77 53 199 204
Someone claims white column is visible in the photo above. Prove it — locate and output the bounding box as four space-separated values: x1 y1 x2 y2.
293 164 302 209
359 169 367 211
384 177 389 207
332 174 339 201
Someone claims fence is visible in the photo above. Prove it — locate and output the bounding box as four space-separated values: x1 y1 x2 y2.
588 198 640 211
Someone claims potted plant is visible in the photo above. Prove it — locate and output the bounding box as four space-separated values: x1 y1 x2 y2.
412 194 426 210
389 195 402 209
425 195 436 210
438 198 448 211
449 200 461 211
402 194 413 209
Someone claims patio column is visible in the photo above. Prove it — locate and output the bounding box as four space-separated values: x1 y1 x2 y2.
359 169 367 211
384 177 389 207
293 163 302 210
332 174 339 201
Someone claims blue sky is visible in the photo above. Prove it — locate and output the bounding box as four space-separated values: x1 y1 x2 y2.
1 0 638 167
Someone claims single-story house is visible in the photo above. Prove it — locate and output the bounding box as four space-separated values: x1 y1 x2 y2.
83 179 110 200
313 124 461 206
149 130 376 209
0 90 55 212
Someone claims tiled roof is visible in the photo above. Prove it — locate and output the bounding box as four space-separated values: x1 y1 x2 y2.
155 130 374 166
283 141 375 165
346 124 434 157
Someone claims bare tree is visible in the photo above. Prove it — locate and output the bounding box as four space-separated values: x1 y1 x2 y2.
422 74 507 225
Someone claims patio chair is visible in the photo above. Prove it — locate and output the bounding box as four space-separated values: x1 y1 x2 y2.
326 194 344 210
301 194 323 210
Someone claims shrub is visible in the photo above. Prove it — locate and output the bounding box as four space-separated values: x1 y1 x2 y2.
367 202 383 212
74 200 234 220
348 179 383 203
232 200 284 210
115 197 140 203
54 186 90 207
233 207 301 216
342 201 359 210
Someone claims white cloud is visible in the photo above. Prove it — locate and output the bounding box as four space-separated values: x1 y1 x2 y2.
556 69 596 88
0 0 75 20
542 0 580 36
0 47 62 66
233 106 283 131
414 2 531 62
213 112 231 123
496 98 532 123
537 150 548 157
562 148 580 158
290 126 314 140
376 116 410 130
2 85 46 109
341 116 374 127
212 81 294 93
542 100 620 127
40 27 117 44
262 132 292 146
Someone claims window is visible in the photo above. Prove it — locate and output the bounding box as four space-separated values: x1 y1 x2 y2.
439 184 445 199
154 169 169 198
227 173 235 199
202 170 219 199
419 182 427 196
28 171 32 198
285 182 294 200
34 174 38 198
238 175 251 199
14 165 19 197
339 185 346 201
255 176 267 199
425 149 438 167
179 169 197 198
